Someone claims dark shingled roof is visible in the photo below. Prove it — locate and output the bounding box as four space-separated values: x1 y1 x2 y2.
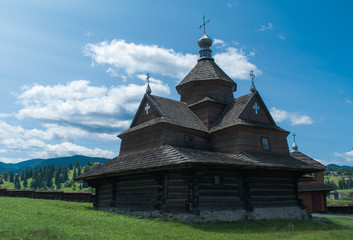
290 151 326 170
177 59 235 88
77 145 324 180
210 92 285 133
120 95 208 135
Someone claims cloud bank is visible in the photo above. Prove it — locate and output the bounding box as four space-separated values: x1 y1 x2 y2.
270 107 314 125
84 39 259 80
334 150 353 162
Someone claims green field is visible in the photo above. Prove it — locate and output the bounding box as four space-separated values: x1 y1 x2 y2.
1 198 353 240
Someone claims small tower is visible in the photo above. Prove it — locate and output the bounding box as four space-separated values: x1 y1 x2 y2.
175 16 237 128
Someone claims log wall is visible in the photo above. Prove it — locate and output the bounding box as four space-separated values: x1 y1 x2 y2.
114 174 162 211
211 126 290 155
96 181 112 209
197 171 242 211
246 172 298 208
93 169 302 215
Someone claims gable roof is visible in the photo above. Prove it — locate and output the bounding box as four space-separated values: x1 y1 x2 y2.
120 94 208 136
77 145 325 180
210 91 285 133
176 59 236 89
290 151 326 170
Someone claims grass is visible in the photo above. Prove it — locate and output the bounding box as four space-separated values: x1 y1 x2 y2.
1 198 353 240
327 199 353 206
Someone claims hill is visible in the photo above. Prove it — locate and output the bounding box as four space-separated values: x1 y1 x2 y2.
327 164 352 169
0 155 109 173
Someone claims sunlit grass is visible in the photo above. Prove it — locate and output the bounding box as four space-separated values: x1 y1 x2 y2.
1 197 353 239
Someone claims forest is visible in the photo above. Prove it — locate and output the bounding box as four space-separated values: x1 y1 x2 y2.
0 160 97 192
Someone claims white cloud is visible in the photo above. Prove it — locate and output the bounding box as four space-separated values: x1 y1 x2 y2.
0 157 26 164
16 80 169 125
0 79 171 163
278 34 286 41
258 22 273 32
270 107 314 125
84 39 259 81
0 120 116 163
314 158 329 166
227 3 232 8
84 39 198 80
334 150 353 162
346 99 353 106
213 39 226 48
214 47 260 80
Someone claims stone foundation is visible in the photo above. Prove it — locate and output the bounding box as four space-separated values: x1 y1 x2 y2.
249 206 308 220
108 206 308 222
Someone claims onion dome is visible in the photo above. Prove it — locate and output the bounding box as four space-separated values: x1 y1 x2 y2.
198 34 213 60
250 80 256 93
146 83 151 95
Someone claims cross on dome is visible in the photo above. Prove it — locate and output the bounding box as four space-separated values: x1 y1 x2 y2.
199 16 210 35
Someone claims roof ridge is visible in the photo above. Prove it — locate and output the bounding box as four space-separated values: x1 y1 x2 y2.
177 59 235 88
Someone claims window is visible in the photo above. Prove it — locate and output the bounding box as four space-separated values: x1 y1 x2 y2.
214 175 221 185
261 137 270 151
184 135 194 147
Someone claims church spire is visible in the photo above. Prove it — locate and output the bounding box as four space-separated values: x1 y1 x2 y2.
291 132 298 152
198 16 213 60
146 73 152 95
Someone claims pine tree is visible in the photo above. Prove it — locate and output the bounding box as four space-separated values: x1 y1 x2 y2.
69 162 73 170
77 166 81 176
0 178 3 185
14 175 21 189
23 178 28 188
9 171 14 182
76 159 80 168
30 178 37 189
21 170 25 181
3 171 8 181
63 167 69 182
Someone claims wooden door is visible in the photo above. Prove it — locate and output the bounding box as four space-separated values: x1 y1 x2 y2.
311 192 323 212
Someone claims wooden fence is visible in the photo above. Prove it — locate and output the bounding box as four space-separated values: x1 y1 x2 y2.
327 205 353 214
0 188 95 203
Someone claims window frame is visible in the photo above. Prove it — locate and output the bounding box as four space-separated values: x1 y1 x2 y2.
261 137 270 151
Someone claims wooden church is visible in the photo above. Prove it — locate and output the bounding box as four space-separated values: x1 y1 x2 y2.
77 30 325 222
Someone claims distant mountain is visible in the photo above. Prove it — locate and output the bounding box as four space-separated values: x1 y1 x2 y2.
327 164 352 169
0 155 109 173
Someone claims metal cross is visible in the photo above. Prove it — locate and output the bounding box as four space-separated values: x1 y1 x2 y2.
253 102 259 114
292 132 296 143
146 73 150 84
199 16 210 34
145 103 150 115
249 70 255 81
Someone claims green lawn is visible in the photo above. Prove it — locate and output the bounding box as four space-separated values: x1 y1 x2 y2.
327 199 353 206
1 198 353 239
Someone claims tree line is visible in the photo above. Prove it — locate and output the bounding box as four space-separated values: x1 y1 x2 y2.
0 160 97 190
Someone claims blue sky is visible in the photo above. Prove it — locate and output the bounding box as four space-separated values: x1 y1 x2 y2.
0 0 352 165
